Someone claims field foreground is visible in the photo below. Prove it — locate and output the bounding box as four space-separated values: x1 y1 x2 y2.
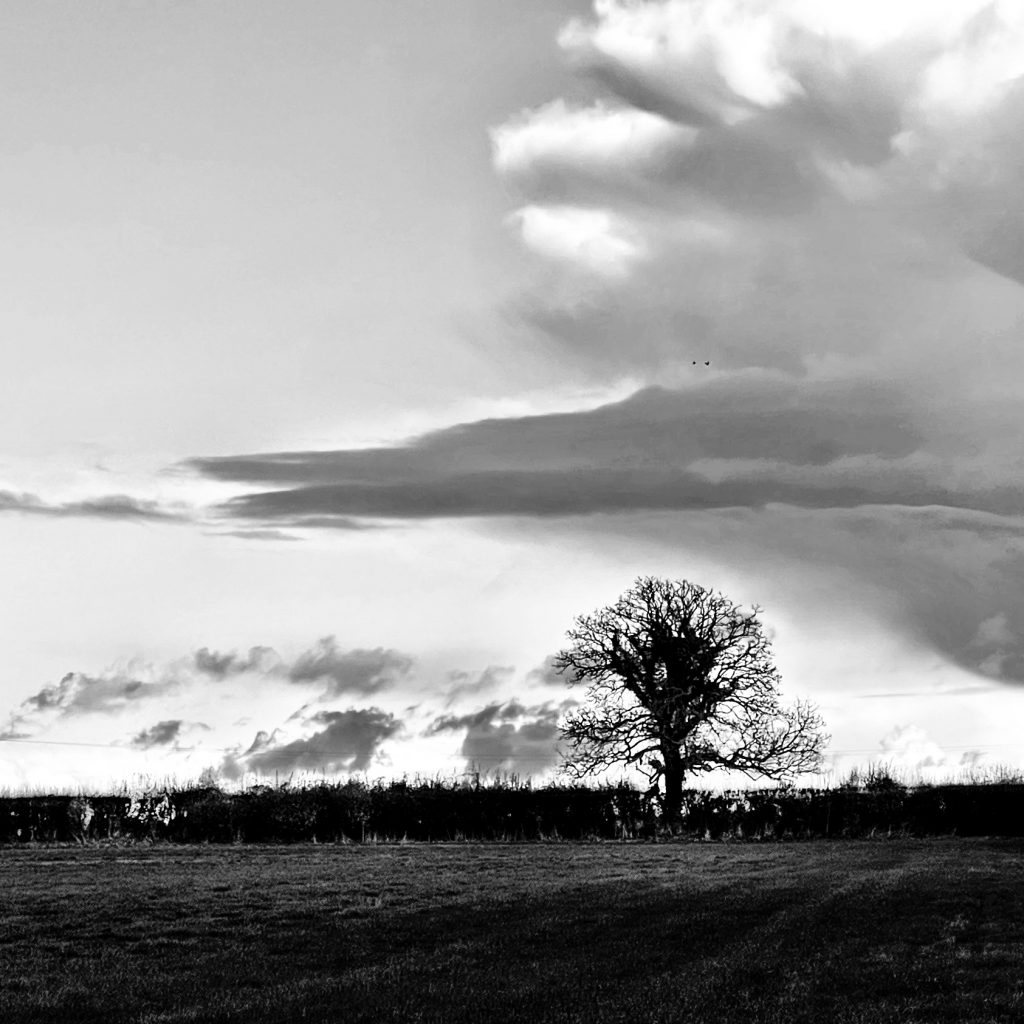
2 839 1023 1023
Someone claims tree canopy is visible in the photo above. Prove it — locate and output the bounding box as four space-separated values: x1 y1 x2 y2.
555 576 828 823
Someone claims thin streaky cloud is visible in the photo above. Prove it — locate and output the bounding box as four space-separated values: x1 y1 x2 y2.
856 686 996 700
0 490 187 522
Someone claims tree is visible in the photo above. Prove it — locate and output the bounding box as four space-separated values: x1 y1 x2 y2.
555 576 828 826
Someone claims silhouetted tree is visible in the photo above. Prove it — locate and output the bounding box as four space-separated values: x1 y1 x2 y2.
555 577 828 827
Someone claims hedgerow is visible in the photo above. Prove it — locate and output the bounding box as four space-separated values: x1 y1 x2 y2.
3 772 1024 843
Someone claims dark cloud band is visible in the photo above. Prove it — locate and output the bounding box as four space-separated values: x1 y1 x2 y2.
182 381 1007 526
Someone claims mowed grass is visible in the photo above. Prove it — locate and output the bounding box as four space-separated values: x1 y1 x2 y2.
1 839 1023 1023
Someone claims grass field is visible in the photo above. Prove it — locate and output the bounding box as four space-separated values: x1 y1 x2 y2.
2 839 1023 1023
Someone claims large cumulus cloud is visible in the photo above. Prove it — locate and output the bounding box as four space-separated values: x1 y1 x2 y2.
182 1 1024 690
494 0 1024 388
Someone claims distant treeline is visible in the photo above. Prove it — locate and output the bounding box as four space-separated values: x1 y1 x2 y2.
3 774 1024 843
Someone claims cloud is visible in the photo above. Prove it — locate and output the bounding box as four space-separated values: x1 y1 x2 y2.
442 665 516 707
187 378 1024 525
217 518 374 534
214 528 302 541
0 490 184 522
190 638 412 698
191 378 921 485
286 639 412 697
492 99 688 205
426 699 572 778
178 2 1024 694
526 655 579 689
16 669 177 721
131 720 183 750
972 612 1015 649
877 724 950 773
969 612 1024 681
7 639 415 742
856 685 993 700
492 0 1024 392
130 719 210 750
1 664 194 763
550 502 1024 687
223 708 402 779
182 382 1024 690
192 646 279 679
506 204 648 277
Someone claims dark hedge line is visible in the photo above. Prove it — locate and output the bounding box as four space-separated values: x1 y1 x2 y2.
2 778 1023 844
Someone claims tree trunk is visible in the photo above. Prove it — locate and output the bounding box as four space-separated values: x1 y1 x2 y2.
661 745 685 831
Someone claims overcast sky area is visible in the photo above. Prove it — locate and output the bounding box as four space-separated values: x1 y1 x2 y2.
4 0 1024 792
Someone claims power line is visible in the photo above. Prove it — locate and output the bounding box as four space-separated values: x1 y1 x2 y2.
0 736 546 762
0 736 235 753
2 734 1023 761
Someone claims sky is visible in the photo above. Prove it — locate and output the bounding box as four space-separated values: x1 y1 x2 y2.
3 0 1024 792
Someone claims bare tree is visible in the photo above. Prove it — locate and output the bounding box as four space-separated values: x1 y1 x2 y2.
555 577 828 826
